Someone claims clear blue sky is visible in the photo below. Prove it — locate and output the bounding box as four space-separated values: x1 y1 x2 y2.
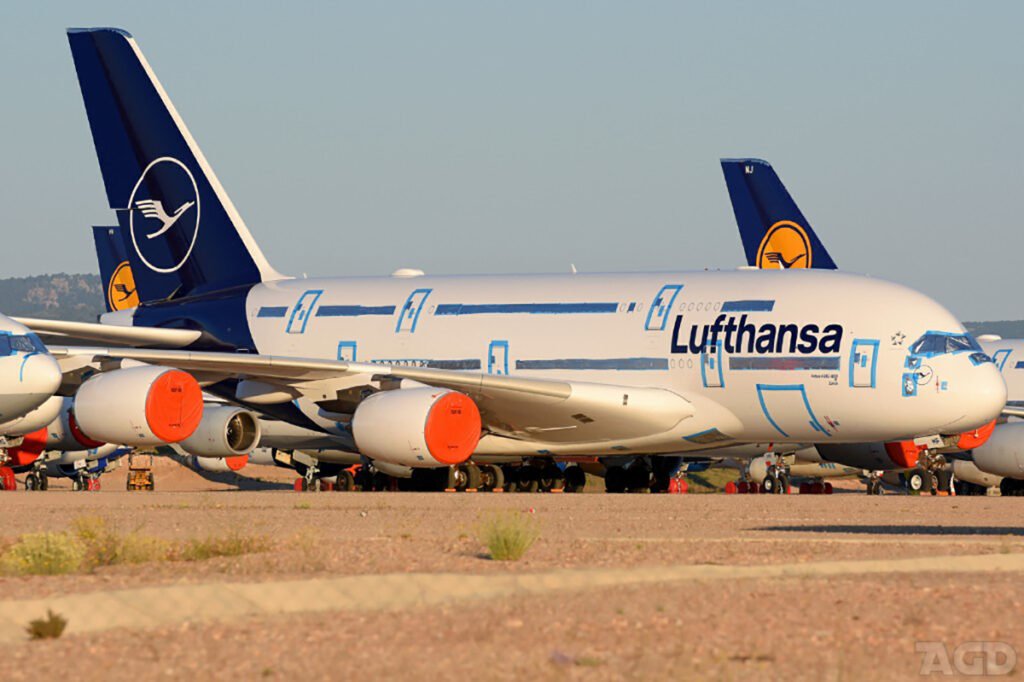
1 2 1021 319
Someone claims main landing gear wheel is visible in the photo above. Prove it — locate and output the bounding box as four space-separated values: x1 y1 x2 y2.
478 464 504 492
513 467 540 493
866 479 882 495
563 465 586 493
906 468 933 494
25 472 41 491
626 465 651 493
1000 478 1024 497
538 464 564 492
335 470 356 492
605 466 627 494
459 464 482 490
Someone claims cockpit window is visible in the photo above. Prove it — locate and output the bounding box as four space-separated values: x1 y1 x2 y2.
908 332 982 357
0 333 47 356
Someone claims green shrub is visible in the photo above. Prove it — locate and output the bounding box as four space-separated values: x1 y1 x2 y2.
478 511 540 561
0 532 84 576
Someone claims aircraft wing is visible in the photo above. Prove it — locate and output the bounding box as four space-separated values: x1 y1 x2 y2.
49 346 698 444
18 317 201 348
1002 405 1024 419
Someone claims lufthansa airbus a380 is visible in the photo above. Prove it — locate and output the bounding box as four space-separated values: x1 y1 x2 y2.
24 28 1005 488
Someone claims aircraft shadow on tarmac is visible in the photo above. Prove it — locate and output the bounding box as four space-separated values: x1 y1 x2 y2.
755 525 1024 536
163 451 293 491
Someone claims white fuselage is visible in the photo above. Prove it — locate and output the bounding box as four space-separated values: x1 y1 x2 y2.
236 269 1003 457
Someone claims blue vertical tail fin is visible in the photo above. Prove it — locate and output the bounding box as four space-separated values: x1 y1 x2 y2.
92 225 139 313
720 158 837 270
68 28 283 304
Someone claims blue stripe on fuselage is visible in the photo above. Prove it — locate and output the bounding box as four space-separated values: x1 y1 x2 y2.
435 302 618 315
317 305 396 317
515 358 668 371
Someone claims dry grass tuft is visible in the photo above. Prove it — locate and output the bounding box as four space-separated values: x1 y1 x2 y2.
26 610 68 640
0 532 84 576
478 511 540 561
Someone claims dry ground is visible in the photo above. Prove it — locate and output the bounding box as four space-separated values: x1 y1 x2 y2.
1 478 1023 680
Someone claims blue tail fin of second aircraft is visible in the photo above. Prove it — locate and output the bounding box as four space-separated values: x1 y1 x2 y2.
720 158 837 270
92 225 139 313
68 28 282 304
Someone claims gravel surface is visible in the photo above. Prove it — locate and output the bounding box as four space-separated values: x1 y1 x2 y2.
1 482 1023 680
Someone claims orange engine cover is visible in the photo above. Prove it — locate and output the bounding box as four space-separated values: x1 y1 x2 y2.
8 427 48 468
954 419 997 451
883 440 925 469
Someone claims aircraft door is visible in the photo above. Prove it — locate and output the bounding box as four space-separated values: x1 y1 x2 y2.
396 289 431 333
286 289 323 334
701 340 724 388
645 284 683 331
850 339 879 388
337 341 357 362
488 340 509 375
992 349 1012 371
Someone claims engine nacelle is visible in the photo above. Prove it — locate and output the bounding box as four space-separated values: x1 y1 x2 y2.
816 440 926 470
951 459 1002 488
970 422 1024 479
45 397 106 451
74 366 204 446
190 454 249 473
351 388 481 468
0 395 64 438
179 405 261 458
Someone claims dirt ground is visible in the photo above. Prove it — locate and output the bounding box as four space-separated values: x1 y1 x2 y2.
2 469 1023 680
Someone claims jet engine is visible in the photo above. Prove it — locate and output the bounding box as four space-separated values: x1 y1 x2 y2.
970 422 1024 479
189 454 249 473
351 387 481 468
45 397 106 450
73 366 203 446
816 440 924 470
179 405 261 458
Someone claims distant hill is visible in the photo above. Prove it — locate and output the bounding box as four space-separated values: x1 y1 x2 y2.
0 273 103 323
965 320 1024 340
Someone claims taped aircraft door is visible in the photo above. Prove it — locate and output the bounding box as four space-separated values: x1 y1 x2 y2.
396 289 431 333
645 284 683 331
701 340 724 387
488 340 509 375
286 289 323 334
850 339 879 388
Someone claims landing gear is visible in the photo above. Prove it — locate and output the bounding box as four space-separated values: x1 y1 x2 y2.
954 479 987 496
563 465 586 493
866 478 883 495
761 470 789 495
906 468 934 494
935 470 954 495
478 464 505 492
538 464 565 492
605 465 627 493
1000 478 1024 497
336 469 356 492
24 471 48 491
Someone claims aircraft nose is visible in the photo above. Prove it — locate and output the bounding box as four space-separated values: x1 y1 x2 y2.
947 363 1006 432
22 353 62 397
